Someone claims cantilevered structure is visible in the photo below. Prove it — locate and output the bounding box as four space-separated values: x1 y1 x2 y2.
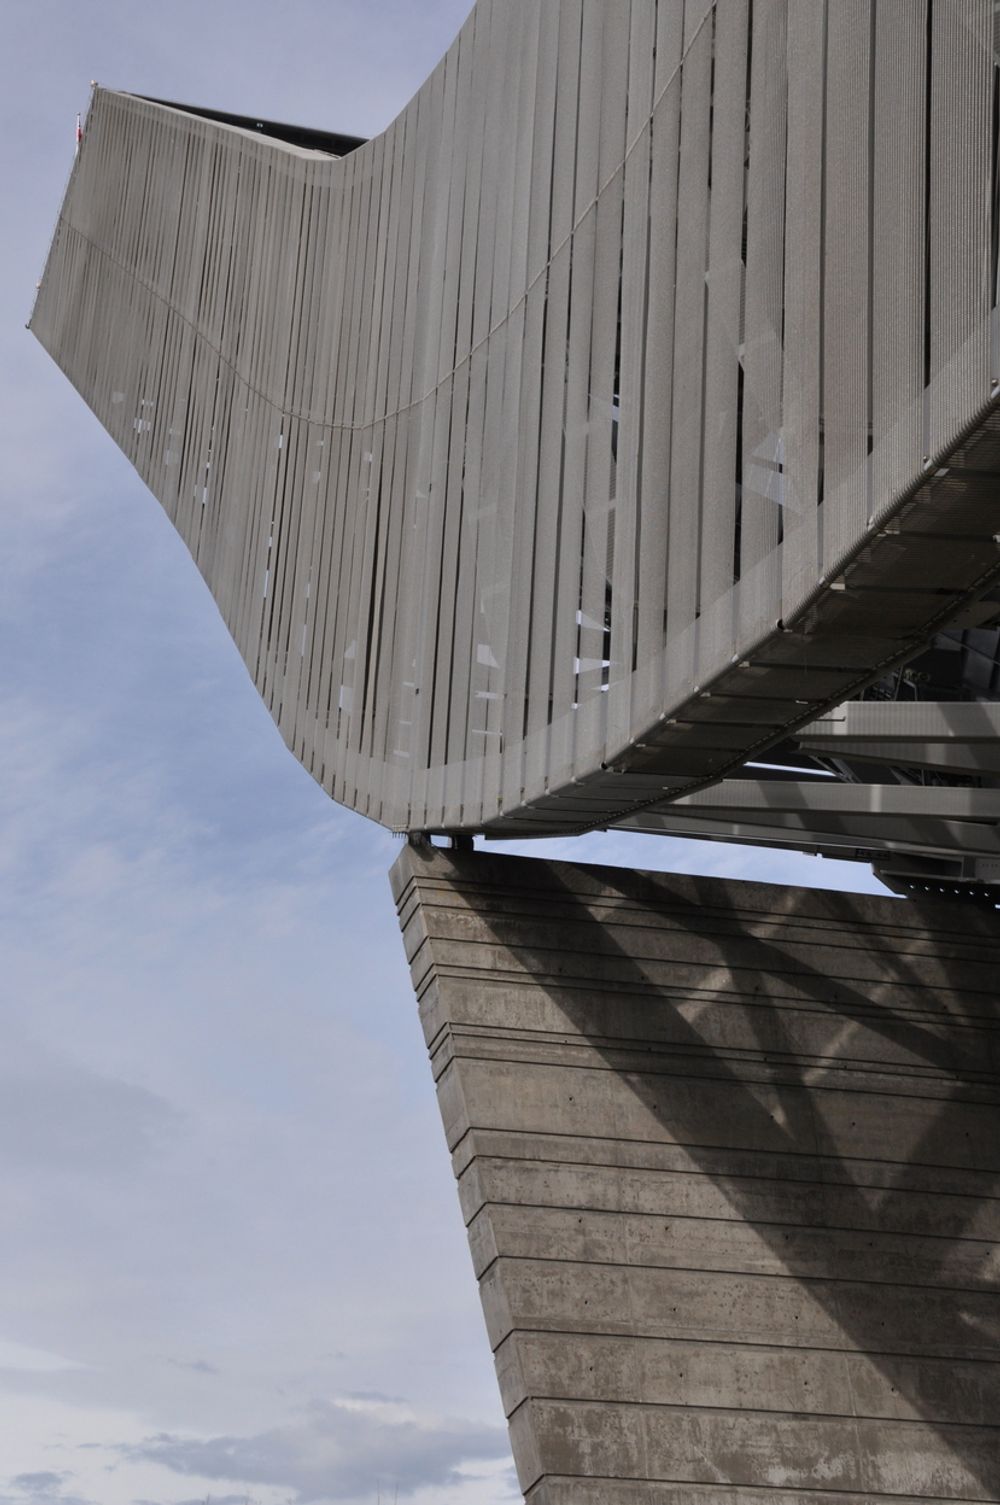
30 2 1000 1500
31 0 1000 891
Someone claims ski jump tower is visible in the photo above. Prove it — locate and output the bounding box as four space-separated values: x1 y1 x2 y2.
32 2 1000 1498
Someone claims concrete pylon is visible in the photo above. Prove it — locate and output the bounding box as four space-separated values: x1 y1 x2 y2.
391 844 1000 1503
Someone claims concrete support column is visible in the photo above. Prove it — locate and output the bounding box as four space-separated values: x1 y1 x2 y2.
391 845 1000 1503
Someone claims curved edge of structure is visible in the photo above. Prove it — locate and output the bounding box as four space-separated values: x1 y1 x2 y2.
29 2 1000 837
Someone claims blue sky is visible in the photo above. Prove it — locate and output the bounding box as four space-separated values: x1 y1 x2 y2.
1 4 888 1503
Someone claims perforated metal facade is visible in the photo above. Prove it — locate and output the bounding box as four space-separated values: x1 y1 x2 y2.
30 0 1000 837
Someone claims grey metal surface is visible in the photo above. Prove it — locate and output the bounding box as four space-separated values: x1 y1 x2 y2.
29 1 1000 836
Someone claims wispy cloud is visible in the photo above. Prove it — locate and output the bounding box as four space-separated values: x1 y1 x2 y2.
0 1044 179 1176
0 1473 93 1505
128 1398 511 1502
140 1496 252 1505
165 1359 221 1377
0 1342 87 1376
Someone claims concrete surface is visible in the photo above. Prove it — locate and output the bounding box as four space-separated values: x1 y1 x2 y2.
391 844 1000 1502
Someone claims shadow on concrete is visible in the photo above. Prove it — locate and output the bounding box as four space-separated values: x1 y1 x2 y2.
469 852 1000 1497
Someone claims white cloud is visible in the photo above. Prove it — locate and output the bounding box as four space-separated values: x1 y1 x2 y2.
128 1398 512 1503
0 1344 86 1377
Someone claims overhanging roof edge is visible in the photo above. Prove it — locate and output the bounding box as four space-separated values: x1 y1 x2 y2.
131 92 367 159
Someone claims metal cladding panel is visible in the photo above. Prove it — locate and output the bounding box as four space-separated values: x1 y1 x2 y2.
30 2 1000 835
